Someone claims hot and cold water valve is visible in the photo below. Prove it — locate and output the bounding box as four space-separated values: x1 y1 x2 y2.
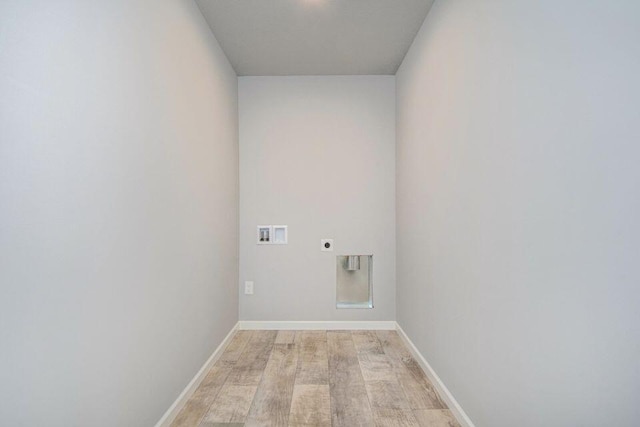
257 225 287 244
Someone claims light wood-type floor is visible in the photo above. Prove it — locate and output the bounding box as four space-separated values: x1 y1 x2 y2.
171 330 460 427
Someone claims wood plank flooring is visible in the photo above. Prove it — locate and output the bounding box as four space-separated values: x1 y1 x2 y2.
172 330 459 427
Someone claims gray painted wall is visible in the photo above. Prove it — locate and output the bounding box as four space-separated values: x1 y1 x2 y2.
0 1 238 425
396 1 640 426
239 76 395 321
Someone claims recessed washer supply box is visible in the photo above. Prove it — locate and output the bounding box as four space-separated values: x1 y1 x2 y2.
257 225 287 244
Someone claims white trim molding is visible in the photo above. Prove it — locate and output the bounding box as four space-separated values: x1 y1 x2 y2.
396 324 475 427
154 322 239 427
238 320 396 330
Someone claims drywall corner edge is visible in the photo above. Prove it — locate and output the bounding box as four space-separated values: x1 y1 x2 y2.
396 323 475 427
154 322 239 427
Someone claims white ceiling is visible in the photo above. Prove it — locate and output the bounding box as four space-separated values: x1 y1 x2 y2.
196 0 434 76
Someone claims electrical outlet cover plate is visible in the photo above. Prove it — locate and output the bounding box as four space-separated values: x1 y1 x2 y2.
244 281 254 295
321 239 334 251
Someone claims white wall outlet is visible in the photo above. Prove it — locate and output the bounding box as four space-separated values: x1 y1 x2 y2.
321 239 334 251
244 281 254 295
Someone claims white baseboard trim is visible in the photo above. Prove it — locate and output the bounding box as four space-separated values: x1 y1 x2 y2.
395 324 475 427
238 320 397 330
155 321 472 427
154 322 239 427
